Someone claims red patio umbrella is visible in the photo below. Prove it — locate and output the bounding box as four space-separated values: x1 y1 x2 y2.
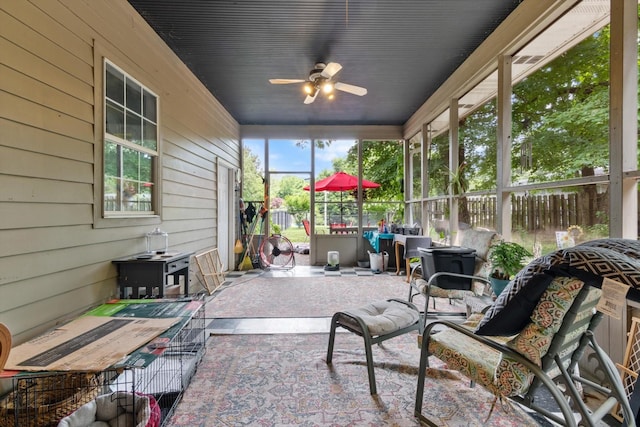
303 172 380 223
303 171 380 192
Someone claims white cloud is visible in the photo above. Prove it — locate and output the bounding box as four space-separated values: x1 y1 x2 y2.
315 139 356 165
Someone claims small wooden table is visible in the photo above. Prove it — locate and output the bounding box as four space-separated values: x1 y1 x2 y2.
113 252 193 298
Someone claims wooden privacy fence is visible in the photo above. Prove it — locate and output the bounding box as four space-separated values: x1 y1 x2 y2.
433 191 607 232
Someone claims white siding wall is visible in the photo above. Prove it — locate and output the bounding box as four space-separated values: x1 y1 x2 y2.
0 0 240 344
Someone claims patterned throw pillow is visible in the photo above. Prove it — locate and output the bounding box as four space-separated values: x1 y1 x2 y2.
493 276 586 397
475 253 562 334
577 238 640 261
477 239 640 333
558 245 640 288
475 272 554 336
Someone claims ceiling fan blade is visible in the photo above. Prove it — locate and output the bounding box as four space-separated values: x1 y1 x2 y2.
321 62 342 78
304 91 319 104
269 79 305 84
334 82 367 96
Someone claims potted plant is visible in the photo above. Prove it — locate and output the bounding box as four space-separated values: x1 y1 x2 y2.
488 240 532 296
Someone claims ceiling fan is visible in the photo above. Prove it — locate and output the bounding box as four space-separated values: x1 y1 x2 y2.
269 62 367 104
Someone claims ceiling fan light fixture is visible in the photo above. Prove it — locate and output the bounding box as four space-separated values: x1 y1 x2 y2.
303 82 314 94
305 85 319 98
270 62 366 104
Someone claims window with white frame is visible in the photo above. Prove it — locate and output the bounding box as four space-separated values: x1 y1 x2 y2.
103 60 158 215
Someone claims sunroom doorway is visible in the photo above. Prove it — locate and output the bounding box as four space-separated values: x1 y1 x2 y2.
242 138 312 268
242 137 403 268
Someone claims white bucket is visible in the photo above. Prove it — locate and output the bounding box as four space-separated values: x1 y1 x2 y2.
368 251 389 273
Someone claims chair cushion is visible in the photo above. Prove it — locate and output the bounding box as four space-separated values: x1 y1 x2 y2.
494 276 585 396
431 276 588 399
456 228 499 262
339 300 419 336
414 278 475 300
428 327 504 395
455 228 501 290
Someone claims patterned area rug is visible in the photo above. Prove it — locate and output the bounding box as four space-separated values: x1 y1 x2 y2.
206 274 467 318
166 332 541 426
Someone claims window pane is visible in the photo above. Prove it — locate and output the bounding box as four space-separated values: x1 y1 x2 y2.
104 141 119 178
105 100 124 138
143 89 157 122
122 146 143 180
362 139 403 227
126 79 142 114
143 120 157 151
105 63 124 104
509 184 609 256
425 199 449 242
104 177 123 211
512 26 610 185
138 153 153 183
242 139 266 202
459 99 497 192
427 130 449 197
104 61 155 215
410 202 422 229
268 139 311 172
313 139 356 232
126 110 142 144
121 181 139 210
104 143 154 213
412 150 421 199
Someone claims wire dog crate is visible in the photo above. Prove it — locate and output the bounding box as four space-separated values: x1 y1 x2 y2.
0 298 206 427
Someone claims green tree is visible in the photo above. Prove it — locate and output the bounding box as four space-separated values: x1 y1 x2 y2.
242 147 265 202
427 132 450 197
459 100 498 191
284 193 310 225
344 140 404 201
277 175 306 199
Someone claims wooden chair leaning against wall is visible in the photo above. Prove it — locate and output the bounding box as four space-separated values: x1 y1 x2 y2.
195 248 225 295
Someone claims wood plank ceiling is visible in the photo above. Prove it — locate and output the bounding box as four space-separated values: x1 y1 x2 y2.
128 0 523 126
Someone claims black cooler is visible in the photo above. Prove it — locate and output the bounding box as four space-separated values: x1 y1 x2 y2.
418 246 476 290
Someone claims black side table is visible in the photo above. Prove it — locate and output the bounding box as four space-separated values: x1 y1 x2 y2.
112 252 193 298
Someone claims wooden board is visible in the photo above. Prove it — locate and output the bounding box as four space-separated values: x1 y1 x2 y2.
195 248 225 295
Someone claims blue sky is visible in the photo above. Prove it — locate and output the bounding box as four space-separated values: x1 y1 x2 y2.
244 139 356 177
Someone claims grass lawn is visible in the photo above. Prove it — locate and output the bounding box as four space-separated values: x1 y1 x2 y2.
281 226 307 243
280 225 330 243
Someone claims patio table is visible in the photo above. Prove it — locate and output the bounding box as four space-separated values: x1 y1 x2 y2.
363 230 395 253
